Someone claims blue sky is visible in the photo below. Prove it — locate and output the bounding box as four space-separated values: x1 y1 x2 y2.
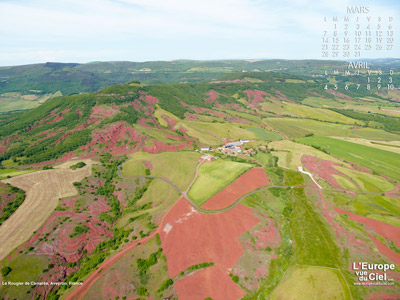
0 0 399 65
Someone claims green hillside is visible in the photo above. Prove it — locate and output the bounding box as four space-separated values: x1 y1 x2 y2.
0 66 399 300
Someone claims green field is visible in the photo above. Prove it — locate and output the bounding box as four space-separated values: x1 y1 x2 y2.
302 97 344 108
333 165 394 193
0 254 50 299
290 188 340 267
180 121 258 145
332 175 358 191
350 127 400 141
324 191 400 227
297 136 400 181
268 140 341 170
270 265 351 300
154 107 180 128
0 91 60 113
0 169 35 179
135 125 185 145
246 127 283 141
331 137 400 154
121 151 201 191
116 179 180 229
188 160 252 206
284 102 359 124
218 108 263 123
265 118 354 138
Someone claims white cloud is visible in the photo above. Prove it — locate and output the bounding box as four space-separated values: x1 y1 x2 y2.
0 0 398 65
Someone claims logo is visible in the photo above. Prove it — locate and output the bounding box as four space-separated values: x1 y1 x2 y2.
352 262 395 286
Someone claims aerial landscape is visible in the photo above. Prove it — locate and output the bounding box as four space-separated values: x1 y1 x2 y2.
0 0 399 299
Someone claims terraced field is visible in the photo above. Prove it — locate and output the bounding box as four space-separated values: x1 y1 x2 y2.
284 102 360 124
297 136 400 181
333 165 394 193
331 137 400 154
246 127 283 141
268 140 341 170
264 118 351 138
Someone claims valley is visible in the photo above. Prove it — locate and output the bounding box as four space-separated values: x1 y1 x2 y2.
0 63 399 299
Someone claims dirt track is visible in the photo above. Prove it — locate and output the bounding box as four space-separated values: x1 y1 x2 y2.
201 167 269 210
0 159 94 260
64 233 157 300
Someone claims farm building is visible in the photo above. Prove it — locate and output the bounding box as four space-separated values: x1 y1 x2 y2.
223 146 241 155
240 139 249 143
201 146 212 151
243 148 254 155
201 154 214 162
224 141 242 148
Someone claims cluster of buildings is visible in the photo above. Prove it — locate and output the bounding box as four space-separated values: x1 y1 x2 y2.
200 139 254 156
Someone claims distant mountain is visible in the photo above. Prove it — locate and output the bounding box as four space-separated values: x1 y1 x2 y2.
2 59 399 113
0 59 351 95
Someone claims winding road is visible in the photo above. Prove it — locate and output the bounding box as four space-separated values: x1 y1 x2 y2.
118 159 392 215
68 157 391 299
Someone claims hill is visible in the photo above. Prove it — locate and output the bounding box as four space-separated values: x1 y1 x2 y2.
2 58 399 113
0 70 399 300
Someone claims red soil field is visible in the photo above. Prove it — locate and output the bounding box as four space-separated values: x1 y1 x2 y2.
190 106 226 118
0 183 17 214
26 210 113 263
83 122 143 155
46 114 64 124
161 114 177 128
301 155 374 191
368 292 400 300
252 219 281 250
144 95 158 104
174 265 245 300
201 167 269 210
34 128 64 145
245 90 268 106
368 235 400 266
160 198 260 299
65 232 157 300
163 133 182 141
141 160 153 170
60 108 71 115
61 196 78 208
302 155 344 189
386 182 400 197
274 90 289 101
184 113 198 121
226 116 250 124
205 90 218 103
326 89 353 100
335 207 400 264
178 126 187 134
143 140 192 154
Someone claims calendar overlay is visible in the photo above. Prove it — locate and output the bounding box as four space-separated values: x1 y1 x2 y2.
321 6 398 92
322 6 395 58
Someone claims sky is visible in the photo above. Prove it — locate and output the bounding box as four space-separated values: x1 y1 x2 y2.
0 0 399 66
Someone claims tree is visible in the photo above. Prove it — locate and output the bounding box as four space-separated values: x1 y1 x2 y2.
1 266 12 277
